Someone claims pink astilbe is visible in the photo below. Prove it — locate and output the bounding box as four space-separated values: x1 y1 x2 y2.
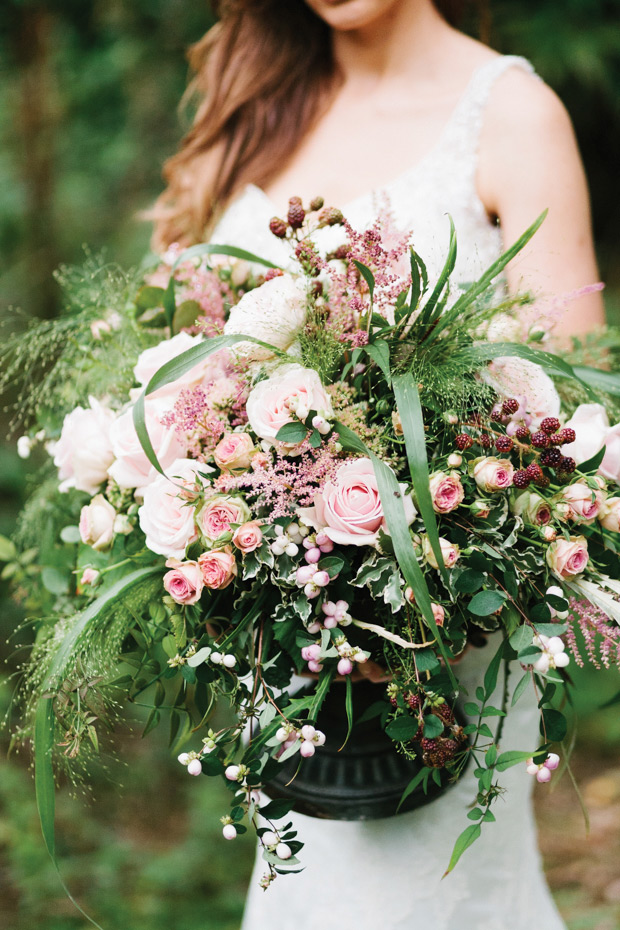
161 375 249 458
566 597 620 669
216 437 344 517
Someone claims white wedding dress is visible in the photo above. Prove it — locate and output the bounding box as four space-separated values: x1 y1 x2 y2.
210 55 566 930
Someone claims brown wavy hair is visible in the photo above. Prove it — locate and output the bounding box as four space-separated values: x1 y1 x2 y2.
151 0 474 249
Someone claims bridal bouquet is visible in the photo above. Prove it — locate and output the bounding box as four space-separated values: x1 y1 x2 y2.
4 196 620 890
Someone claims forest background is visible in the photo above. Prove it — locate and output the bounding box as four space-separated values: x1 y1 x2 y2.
1 2 620 928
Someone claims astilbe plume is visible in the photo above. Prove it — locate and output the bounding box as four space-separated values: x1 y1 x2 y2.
161 377 249 459
216 438 343 517
145 244 232 335
565 597 620 669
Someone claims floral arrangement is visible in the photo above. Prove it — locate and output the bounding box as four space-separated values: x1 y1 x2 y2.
3 196 620 893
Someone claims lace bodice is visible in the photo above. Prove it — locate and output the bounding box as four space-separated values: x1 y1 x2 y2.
211 55 536 286
209 53 565 930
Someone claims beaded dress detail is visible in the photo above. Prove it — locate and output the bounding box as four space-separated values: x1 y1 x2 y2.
209 55 566 930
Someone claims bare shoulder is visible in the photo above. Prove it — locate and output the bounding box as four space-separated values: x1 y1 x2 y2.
484 66 576 150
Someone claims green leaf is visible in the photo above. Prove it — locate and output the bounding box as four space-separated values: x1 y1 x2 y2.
455 570 486 594
142 708 161 737
275 421 308 443
386 715 420 741
486 745 498 766
41 566 70 596
464 703 480 716
172 300 201 334
509 626 533 653
364 340 391 383
541 708 567 742
353 260 375 304
483 640 505 699
574 365 620 399
444 823 481 876
417 215 457 329
317 556 345 578
342 675 354 750
495 750 534 772
393 374 449 586
397 766 431 812
259 799 297 821
468 590 506 617
467 808 484 821
60 526 81 545
135 285 166 310
511 672 530 707
423 715 444 739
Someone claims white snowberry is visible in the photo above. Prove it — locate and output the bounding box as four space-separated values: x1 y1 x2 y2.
222 654 237 668
276 842 292 860
187 759 202 776
222 824 237 840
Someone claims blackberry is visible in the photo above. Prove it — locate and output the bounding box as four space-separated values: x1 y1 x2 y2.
536 474 551 489
390 695 398 708
515 426 531 441
469 413 484 427
332 244 351 260
513 470 531 489
557 456 576 474
479 434 492 449
269 216 288 239
455 433 473 451
420 738 438 753
287 197 305 229
423 737 459 768
540 448 562 467
435 703 454 725
531 431 549 449
309 196 324 212
502 398 520 415
405 692 422 711
561 427 576 444
548 433 565 446
540 417 561 435
525 463 543 482
318 206 344 227
490 407 504 422
495 435 514 452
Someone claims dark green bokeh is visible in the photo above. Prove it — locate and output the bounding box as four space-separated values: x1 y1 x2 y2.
1 2 619 927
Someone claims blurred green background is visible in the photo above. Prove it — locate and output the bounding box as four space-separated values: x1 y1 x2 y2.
1 1 620 928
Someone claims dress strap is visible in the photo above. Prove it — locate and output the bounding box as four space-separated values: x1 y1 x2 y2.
443 55 538 174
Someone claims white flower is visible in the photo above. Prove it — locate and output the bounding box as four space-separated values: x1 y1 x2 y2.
108 399 186 497
138 458 208 558
54 397 116 494
224 274 307 361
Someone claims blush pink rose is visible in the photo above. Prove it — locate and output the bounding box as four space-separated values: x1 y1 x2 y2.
599 498 620 532
198 548 237 590
54 397 116 494
428 472 464 514
213 433 256 473
546 536 589 580
473 457 514 493
432 603 445 627
163 558 204 605
232 521 263 553
562 404 620 485
560 482 605 524
196 496 251 546
512 491 552 526
79 494 116 551
246 364 333 444
133 333 229 399
422 535 460 570
138 458 205 558
298 457 416 547
108 400 187 497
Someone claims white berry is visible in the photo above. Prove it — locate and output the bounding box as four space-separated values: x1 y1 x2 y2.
222 824 237 840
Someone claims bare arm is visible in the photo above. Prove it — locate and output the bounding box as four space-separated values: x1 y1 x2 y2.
478 69 605 338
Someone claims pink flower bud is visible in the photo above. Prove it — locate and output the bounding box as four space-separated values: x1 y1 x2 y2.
314 730 326 746
300 741 316 758
312 570 330 587
322 601 337 616
275 842 292 859
301 725 316 741
315 532 331 547
544 753 560 771
318 538 334 553
305 547 321 564
323 616 338 629
337 658 354 676
296 565 315 585
187 759 202 776
300 646 312 661
304 582 321 599
307 620 321 634
307 659 323 673
306 644 321 661
536 766 552 784
225 764 240 781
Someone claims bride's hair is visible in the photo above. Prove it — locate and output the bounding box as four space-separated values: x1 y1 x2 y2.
150 0 476 249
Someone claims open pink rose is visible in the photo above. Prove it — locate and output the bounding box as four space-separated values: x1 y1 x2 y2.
138 458 205 558
246 364 333 444
546 536 589 580
598 498 620 532
562 404 620 485
298 458 416 547
560 482 605 524
428 472 464 514
79 494 116 551
197 496 251 546
214 433 256 473
54 397 116 494
198 548 237 589
473 457 514 493
422 535 460 570
163 558 204 605
108 400 187 497
232 522 263 553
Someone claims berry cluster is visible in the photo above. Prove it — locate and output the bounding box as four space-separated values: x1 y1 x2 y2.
389 689 467 769
268 196 343 242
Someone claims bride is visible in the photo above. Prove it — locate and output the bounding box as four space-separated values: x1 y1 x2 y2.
152 1 605 927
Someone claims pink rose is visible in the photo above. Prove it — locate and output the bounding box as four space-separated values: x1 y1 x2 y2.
54 397 116 494
232 521 263 553
80 567 100 586
599 498 620 533
432 603 445 627
163 558 204 605
428 472 464 514
198 548 237 590
133 333 229 399
197 495 251 546
246 364 333 444
138 458 205 558
422 535 460 570
512 491 552 526
108 400 186 497
298 457 416 547
214 433 256 473
562 404 620 485
546 536 589 580
79 494 116 550
473 457 514 493
559 482 605 524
